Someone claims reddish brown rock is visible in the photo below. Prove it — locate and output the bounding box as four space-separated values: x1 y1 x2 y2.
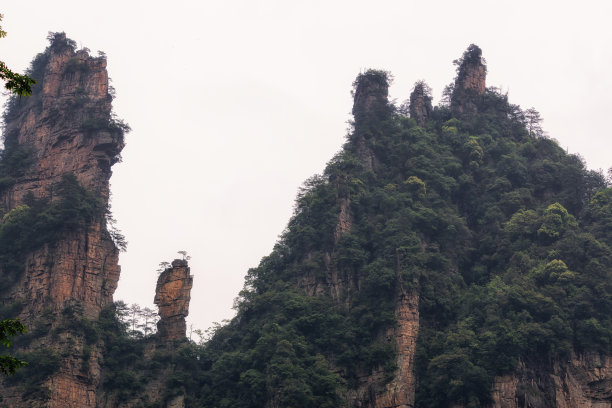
0 33 124 407
352 70 390 123
1 34 123 320
346 290 420 408
0 33 124 320
154 259 193 342
2 34 123 210
451 44 487 116
409 81 433 127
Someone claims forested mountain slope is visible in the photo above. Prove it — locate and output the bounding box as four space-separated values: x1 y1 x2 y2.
1 39 610 408
140 45 611 407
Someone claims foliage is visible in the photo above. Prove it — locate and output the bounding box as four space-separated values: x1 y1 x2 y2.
453 43 487 75
4 348 61 400
0 174 104 294
1 41 610 407
0 14 37 96
81 115 131 137
0 318 27 375
164 60 612 407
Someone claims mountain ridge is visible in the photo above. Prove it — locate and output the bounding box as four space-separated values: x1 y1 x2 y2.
0 39 610 408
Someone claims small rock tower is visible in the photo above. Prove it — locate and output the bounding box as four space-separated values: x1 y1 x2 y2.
350 70 391 170
351 69 390 131
409 81 433 126
451 44 487 115
154 259 193 341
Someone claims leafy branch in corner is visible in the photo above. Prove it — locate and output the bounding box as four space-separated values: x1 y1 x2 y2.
0 14 37 96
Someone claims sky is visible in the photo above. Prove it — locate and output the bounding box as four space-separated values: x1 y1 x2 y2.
1 1 611 335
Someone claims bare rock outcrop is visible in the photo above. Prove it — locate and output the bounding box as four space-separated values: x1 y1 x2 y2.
154 259 193 342
2 33 123 210
351 70 391 171
1 33 124 319
346 290 420 408
451 44 487 116
490 353 612 408
352 70 390 125
408 81 433 126
0 33 125 407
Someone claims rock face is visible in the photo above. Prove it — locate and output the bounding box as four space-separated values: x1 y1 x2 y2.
1 33 123 319
351 70 390 171
408 81 432 126
352 70 390 126
375 290 419 408
310 73 422 407
491 353 612 408
345 290 420 408
1 34 123 210
451 44 487 116
154 259 193 342
0 33 124 407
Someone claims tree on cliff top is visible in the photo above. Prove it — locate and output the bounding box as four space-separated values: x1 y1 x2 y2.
0 14 36 96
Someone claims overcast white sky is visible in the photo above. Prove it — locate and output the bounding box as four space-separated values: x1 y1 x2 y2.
1 1 611 333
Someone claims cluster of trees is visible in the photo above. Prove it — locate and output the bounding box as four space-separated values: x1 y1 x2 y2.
0 20 128 381
114 301 159 338
139 65 611 407
1 28 610 407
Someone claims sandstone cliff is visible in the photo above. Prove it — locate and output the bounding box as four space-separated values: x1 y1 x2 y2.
154 259 193 342
299 70 422 407
0 33 125 407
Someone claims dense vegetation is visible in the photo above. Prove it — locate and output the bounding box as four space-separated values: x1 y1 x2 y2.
1 40 610 407
148 61 612 407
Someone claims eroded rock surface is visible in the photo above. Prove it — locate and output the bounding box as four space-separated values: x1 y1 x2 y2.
451 44 487 116
0 33 124 407
409 81 432 126
154 259 193 342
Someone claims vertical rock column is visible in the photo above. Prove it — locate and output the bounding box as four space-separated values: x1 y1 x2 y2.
408 81 433 127
1 33 125 319
350 70 391 171
154 259 194 342
451 44 487 116
0 33 125 408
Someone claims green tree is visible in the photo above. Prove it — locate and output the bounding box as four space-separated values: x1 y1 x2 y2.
0 319 27 375
0 13 34 377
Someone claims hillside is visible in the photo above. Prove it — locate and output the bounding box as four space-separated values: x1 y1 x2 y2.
159 44 611 407
0 38 610 408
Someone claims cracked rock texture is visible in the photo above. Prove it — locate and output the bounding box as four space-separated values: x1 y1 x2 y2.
0 34 123 407
155 259 193 342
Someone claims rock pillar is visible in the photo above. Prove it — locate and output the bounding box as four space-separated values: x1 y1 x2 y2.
451 44 487 115
154 259 193 341
409 81 433 126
